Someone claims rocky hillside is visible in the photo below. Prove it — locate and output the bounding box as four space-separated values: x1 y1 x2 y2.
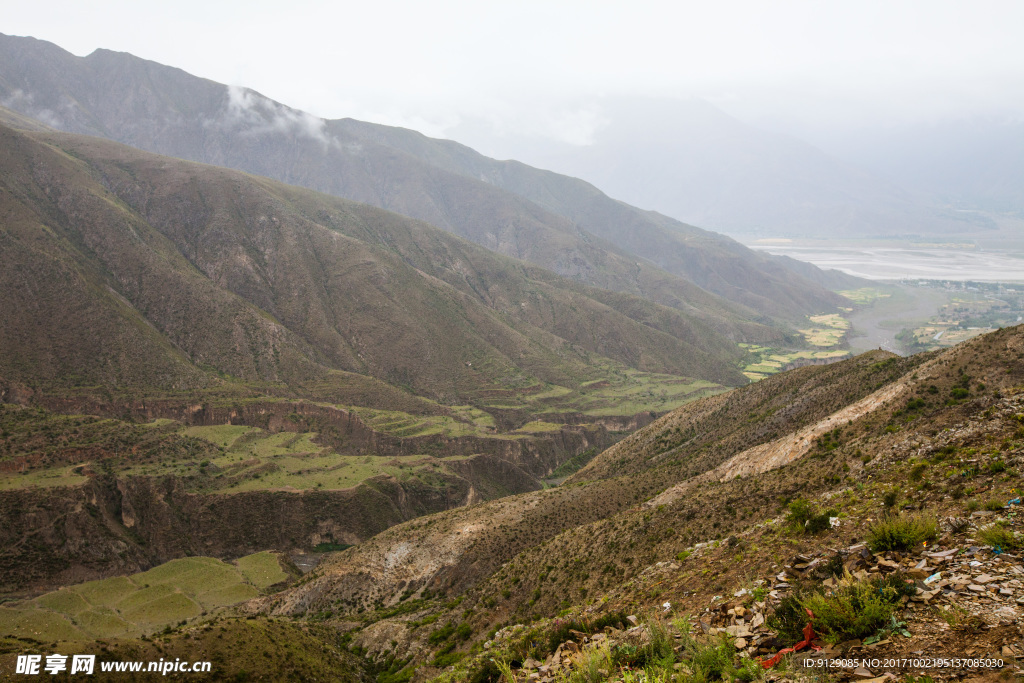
0 32 860 324
247 325 1024 682
3 328 1021 681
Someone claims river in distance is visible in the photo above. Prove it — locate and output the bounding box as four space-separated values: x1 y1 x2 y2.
747 242 1024 282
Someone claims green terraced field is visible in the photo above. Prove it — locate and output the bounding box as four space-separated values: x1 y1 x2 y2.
502 368 724 417
838 287 893 305
182 424 257 449
0 552 292 641
514 421 565 433
0 464 88 490
350 408 487 439
741 342 850 382
799 313 850 347
1 371 727 499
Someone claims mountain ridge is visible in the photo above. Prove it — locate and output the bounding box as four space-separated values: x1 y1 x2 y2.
0 32 859 326
0 120 752 398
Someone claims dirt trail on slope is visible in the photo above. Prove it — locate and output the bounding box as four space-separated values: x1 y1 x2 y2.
646 380 907 508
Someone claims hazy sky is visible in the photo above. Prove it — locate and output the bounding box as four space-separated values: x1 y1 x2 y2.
5 0 1024 152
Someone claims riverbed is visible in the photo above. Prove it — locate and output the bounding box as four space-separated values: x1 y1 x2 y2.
749 244 1024 282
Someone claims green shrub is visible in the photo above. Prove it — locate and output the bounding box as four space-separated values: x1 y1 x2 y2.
768 589 819 645
977 524 1023 551
428 623 456 644
676 631 736 682
431 651 464 668
984 499 1005 512
988 459 1007 474
785 498 835 535
799 575 910 645
570 641 614 683
905 397 926 411
468 660 503 683
867 513 938 552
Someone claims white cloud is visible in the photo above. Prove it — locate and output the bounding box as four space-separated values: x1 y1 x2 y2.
216 84 332 148
1 89 64 128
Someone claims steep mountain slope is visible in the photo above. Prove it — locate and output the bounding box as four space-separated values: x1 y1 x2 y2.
332 118 858 318
264 348 926 616
0 120 754 399
256 325 1024 682
0 33 856 323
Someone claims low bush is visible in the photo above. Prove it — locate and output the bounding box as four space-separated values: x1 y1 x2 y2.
770 573 914 646
428 623 456 644
610 617 674 670
675 630 738 682
977 523 1023 551
768 584 822 645
431 650 464 668
867 513 938 552
799 574 912 645
785 498 836 535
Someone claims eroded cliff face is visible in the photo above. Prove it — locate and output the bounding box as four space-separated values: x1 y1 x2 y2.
15 391 611 480
0 392 617 595
0 468 477 594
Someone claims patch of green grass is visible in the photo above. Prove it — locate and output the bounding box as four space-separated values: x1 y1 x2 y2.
741 346 849 382
0 607 84 641
515 421 564 433
120 592 202 626
0 551 292 641
838 288 892 305
182 424 257 449
34 588 90 615
135 557 242 594
236 551 289 589
799 314 849 347
351 408 487 439
0 465 88 490
977 523 1022 551
195 583 259 607
475 365 724 417
73 576 137 608
75 609 132 638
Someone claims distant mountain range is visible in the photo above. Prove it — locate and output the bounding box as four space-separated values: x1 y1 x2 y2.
809 117 1024 217
0 32 861 325
486 97 998 239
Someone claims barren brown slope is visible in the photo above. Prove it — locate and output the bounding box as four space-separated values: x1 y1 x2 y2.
263 325 1024 682
0 121 752 399
0 33 852 328
437 325 1024 638
259 346 928 617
